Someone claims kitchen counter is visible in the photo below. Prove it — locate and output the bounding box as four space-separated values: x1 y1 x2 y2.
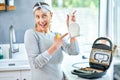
0 44 119 80
0 59 31 72
0 44 31 80
0 59 31 80
62 53 114 80
0 65 30 72
0 44 30 71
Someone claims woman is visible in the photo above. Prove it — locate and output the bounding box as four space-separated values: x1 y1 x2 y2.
24 2 79 80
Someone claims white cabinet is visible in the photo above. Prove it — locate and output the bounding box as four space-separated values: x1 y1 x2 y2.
0 70 31 80
21 70 31 80
0 71 20 80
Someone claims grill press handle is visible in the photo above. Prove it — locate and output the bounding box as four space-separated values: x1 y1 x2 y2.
92 37 112 50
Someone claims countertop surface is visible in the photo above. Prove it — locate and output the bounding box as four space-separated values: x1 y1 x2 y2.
0 44 119 80
62 53 116 80
0 44 30 71
0 59 31 71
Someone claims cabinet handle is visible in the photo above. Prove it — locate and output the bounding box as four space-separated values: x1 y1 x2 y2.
23 79 26 80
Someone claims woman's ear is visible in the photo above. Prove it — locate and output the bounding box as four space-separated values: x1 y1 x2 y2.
50 12 53 18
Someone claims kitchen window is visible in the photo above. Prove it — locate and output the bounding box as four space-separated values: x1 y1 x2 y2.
103 0 120 56
113 0 120 47
51 0 100 58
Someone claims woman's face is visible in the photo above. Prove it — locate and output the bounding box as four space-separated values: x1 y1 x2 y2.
34 9 52 32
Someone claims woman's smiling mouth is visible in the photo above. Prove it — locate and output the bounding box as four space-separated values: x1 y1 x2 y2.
40 23 47 29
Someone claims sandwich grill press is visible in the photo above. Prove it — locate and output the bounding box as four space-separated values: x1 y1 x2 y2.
71 37 113 79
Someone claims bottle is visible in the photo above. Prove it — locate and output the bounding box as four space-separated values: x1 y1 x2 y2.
0 47 3 59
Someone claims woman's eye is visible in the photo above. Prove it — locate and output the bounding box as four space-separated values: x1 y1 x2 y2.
36 15 40 19
42 15 47 18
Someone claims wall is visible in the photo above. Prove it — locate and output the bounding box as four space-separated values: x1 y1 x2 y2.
0 0 44 44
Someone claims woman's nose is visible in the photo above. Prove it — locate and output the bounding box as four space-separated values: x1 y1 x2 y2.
39 18 45 23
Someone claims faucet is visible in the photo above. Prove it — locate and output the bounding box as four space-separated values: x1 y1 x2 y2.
9 25 19 59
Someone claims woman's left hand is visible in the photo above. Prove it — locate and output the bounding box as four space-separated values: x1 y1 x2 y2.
66 10 78 41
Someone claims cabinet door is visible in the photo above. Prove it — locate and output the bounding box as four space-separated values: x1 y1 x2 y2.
0 71 20 80
21 70 31 80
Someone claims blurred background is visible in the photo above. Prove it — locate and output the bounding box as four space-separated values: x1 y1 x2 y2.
0 0 120 63
0 0 120 80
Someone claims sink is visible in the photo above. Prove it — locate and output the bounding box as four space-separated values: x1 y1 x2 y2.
0 59 30 71
0 44 28 59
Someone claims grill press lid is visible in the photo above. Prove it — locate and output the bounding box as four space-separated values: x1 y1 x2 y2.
89 37 113 71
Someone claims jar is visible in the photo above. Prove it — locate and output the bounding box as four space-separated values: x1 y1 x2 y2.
0 0 5 4
8 0 14 6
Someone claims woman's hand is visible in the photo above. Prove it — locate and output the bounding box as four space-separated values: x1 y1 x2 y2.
54 33 68 49
66 10 77 27
66 10 78 42
48 33 68 55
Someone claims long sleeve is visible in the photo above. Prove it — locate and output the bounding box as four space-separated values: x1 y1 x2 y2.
24 29 52 68
62 39 80 55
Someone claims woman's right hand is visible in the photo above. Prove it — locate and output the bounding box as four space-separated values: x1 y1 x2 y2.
54 33 68 49
48 33 68 55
